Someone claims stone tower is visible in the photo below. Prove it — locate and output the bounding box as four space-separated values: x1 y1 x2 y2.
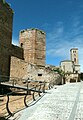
70 48 79 65
0 0 13 80
70 48 80 73
19 28 46 66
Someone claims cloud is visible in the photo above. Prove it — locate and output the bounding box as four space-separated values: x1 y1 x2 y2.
12 38 19 46
46 19 83 72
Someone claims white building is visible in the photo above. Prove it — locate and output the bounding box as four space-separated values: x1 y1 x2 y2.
60 48 80 83
60 60 74 73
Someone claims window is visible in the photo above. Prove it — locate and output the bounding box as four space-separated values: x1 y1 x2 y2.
74 58 76 62
21 43 23 48
73 51 76 53
38 74 42 76
76 71 78 73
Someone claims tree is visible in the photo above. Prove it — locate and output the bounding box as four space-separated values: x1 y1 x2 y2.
52 68 66 84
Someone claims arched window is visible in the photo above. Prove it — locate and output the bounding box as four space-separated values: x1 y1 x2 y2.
21 43 23 48
74 58 76 62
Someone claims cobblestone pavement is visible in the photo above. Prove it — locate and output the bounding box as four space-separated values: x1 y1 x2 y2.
10 81 83 120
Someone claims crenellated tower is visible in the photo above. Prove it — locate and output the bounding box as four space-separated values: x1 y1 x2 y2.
19 28 46 66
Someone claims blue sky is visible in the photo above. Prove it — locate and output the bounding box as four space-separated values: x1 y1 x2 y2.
6 0 83 71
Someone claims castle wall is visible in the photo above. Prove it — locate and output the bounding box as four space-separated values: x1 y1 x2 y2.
10 57 27 79
0 0 13 46
10 58 62 86
0 1 24 81
0 0 13 81
11 44 24 59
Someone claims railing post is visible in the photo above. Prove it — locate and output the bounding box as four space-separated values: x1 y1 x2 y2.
43 81 45 93
24 94 29 107
32 87 36 101
38 84 41 97
27 80 30 95
27 80 28 94
32 92 36 101
6 95 13 116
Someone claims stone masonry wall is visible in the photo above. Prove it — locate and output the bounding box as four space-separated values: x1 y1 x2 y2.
10 57 27 79
19 29 36 64
0 1 24 81
35 30 46 66
0 0 13 81
19 29 46 66
10 59 62 87
11 44 24 60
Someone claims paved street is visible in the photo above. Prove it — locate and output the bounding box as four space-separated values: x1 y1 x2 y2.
10 81 83 120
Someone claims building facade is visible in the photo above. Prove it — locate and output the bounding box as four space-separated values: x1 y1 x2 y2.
60 60 74 73
60 48 80 82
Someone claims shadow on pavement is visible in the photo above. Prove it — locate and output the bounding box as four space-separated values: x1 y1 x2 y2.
0 117 7 120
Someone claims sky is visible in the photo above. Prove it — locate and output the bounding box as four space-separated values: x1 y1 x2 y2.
6 0 83 72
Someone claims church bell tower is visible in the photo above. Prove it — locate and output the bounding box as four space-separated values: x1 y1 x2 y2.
70 48 79 65
70 48 80 73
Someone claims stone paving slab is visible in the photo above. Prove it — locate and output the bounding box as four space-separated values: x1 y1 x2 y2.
9 82 83 120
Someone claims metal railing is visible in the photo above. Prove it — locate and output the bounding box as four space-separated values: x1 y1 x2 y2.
0 76 46 117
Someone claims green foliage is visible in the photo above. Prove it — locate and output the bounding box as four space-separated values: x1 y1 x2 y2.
52 68 65 77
